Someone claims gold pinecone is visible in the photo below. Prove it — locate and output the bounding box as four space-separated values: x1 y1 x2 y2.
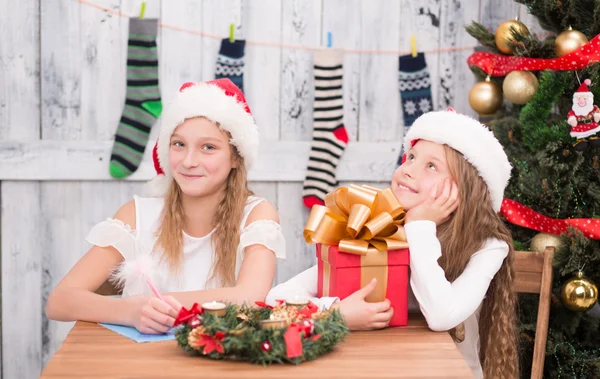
311 309 330 320
271 305 302 322
187 326 206 350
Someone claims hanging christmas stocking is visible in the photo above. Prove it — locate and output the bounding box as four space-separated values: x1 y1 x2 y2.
109 18 162 179
397 52 433 165
302 49 349 208
215 38 246 92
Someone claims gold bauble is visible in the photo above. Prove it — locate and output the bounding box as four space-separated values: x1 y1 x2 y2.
502 71 539 104
561 271 598 312
468 77 503 115
555 27 588 57
530 232 565 253
495 18 530 54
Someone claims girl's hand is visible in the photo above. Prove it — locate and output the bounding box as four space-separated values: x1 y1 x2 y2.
405 178 459 225
331 279 394 331
124 294 182 334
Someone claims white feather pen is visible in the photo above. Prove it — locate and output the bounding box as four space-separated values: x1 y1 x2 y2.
110 254 164 300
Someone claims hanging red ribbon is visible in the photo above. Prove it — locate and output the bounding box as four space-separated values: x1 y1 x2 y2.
500 198 600 239
284 323 303 359
468 34 600 76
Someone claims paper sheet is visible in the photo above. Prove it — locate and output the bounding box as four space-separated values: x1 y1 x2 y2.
99 323 177 343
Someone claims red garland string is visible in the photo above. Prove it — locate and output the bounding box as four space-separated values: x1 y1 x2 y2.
501 198 600 239
284 323 303 358
467 33 600 76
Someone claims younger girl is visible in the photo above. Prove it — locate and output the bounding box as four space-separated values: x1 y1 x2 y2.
267 108 518 379
47 79 285 335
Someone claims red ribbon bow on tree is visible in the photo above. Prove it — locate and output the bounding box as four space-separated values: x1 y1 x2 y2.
468 34 600 76
173 303 203 327
501 198 600 239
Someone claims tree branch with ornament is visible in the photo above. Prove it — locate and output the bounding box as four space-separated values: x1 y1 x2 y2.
464 10 600 377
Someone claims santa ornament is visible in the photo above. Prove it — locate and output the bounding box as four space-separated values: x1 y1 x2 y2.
567 79 600 151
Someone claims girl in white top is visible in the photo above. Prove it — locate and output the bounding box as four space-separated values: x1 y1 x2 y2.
267 108 518 379
47 79 285 335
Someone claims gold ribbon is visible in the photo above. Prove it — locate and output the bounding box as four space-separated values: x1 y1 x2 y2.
304 185 409 255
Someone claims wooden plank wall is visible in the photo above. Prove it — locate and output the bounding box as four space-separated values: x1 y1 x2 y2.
0 0 544 377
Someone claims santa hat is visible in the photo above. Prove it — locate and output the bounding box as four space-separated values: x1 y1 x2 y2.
574 79 593 98
402 108 511 212
149 78 259 196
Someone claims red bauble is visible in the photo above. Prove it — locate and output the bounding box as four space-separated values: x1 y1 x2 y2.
189 317 202 329
301 319 314 337
261 341 272 352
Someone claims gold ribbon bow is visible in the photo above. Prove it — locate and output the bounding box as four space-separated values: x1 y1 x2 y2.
304 185 409 255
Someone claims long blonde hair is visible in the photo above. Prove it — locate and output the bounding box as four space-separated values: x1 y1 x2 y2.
437 145 519 379
155 140 252 287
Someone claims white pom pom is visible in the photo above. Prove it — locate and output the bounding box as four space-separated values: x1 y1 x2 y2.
110 255 158 292
145 174 171 197
584 79 592 86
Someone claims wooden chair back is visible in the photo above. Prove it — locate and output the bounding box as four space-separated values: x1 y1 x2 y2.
513 247 555 379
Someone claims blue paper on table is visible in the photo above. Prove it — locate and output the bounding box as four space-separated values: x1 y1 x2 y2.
99 323 177 343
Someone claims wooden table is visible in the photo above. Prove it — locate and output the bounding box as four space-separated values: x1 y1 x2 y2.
41 314 474 378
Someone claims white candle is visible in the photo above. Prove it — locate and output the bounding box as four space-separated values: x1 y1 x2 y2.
202 301 226 316
259 316 286 330
286 296 309 307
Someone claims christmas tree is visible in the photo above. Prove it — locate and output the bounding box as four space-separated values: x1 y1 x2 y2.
465 1 600 377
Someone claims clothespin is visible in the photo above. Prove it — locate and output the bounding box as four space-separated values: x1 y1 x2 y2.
410 35 417 58
229 23 235 42
327 32 332 48
139 1 146 19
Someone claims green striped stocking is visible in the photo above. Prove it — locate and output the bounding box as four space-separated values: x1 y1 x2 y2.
109 18 162 178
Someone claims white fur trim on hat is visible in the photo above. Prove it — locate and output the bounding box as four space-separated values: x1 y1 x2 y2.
403 109 512 212
150 82 259 197
146 174 172 197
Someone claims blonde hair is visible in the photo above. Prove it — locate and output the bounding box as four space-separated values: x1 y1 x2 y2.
437 145 519 379
155 132 252 287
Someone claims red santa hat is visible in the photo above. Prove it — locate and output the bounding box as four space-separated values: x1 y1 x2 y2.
402 108 511 212
574 79 593 98
149 78 259 196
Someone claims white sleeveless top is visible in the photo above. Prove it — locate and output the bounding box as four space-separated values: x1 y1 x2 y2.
86 195 286 297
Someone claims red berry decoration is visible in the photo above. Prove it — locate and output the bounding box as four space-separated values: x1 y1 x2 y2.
189 317 202 329
301 319 314 337
261 341 272 352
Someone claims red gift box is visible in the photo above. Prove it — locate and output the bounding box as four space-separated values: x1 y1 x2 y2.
316 243 410 327
304 185 410 326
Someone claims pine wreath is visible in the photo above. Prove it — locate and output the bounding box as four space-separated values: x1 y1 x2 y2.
174 301 349 365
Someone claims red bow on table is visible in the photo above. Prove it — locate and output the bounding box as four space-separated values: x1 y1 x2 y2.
283 302 321 359
501 198 600 239
299 302 319 319
173 303 203 327
255 300 287 309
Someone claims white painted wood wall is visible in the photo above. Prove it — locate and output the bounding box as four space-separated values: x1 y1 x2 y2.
0 0 545 377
